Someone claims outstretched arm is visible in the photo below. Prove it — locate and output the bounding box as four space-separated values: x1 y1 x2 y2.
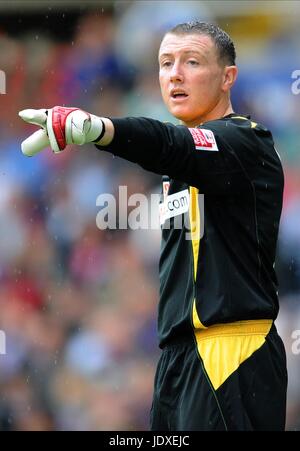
19 106 265 195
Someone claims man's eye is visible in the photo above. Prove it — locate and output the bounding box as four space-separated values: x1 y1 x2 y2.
162 61 172 67
188 60 199 66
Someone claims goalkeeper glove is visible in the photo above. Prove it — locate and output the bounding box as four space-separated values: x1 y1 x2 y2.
19 106 104 156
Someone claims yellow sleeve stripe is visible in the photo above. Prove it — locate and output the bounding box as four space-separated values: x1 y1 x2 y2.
231 115 257 129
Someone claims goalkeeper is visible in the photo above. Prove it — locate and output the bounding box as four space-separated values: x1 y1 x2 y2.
19 22 287 431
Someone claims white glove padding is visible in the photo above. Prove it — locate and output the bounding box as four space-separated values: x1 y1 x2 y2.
19 106 104 156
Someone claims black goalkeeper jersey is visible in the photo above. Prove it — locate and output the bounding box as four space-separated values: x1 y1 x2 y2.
97 114 284 348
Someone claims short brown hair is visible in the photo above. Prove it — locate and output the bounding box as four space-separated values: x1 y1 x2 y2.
166 21 236 66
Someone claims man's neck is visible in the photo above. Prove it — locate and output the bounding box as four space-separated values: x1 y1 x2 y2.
183 101 234 127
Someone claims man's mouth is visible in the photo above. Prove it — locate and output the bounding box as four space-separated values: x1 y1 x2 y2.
170 89 188 99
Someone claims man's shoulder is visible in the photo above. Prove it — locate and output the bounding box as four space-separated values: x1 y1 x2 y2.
199 114 271 136
197 114 274 150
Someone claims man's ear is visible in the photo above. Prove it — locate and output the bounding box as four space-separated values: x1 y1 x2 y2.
222 66 238 92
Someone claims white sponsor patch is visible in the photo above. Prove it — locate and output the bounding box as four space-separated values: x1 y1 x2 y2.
159 189 190 225
189 128 219 151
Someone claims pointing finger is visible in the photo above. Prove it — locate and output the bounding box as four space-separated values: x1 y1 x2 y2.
19 109 48 127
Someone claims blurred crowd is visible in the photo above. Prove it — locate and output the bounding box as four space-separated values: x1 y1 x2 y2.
0 1 299 430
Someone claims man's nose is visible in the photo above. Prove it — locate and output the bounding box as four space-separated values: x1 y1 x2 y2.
170 63 183 83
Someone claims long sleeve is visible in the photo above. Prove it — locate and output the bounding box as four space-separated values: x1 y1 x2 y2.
96 116 278 196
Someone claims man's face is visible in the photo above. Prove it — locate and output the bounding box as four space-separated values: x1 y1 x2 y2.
159 33 226 127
